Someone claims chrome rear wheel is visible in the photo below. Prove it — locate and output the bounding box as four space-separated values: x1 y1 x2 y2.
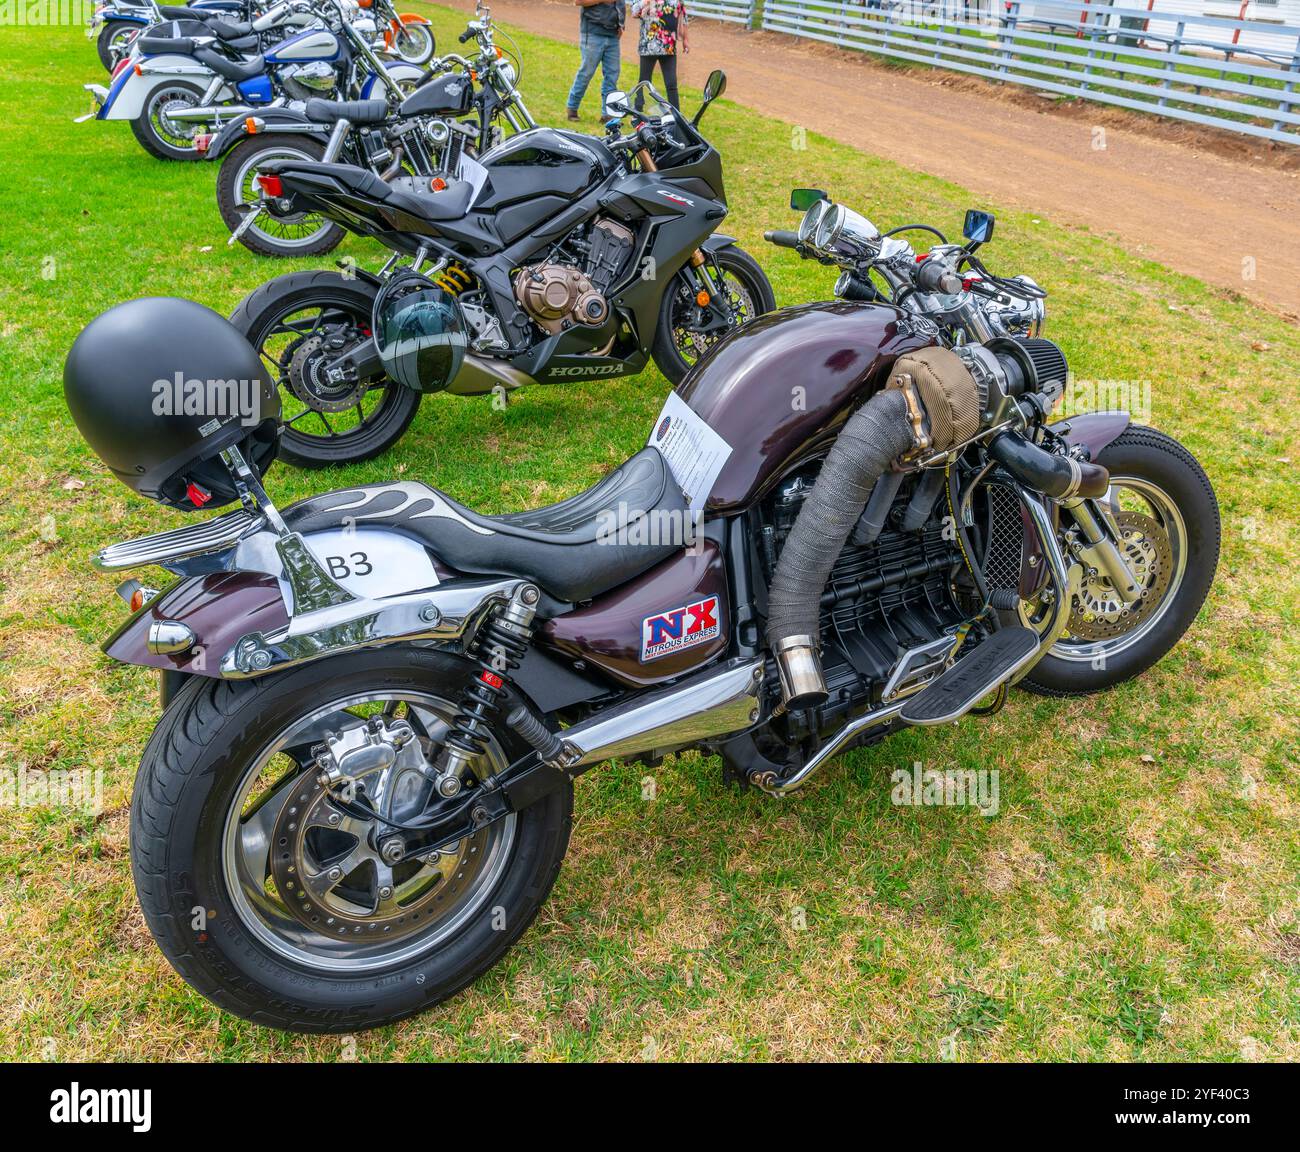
223 692 515 972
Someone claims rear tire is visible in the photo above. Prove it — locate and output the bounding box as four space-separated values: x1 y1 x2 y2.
130 80 208 161
217 135 346 258
1018 427 1219 696
130 649 573 1033
231 271 422 468
651 245 775 385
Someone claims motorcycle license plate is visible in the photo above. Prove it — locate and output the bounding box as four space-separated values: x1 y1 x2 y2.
298 529 440 601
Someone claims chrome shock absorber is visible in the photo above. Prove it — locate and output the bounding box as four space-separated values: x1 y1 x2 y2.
435 583 540 796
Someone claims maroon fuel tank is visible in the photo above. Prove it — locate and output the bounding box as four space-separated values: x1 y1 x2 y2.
540 541 728 688
675 302 937 513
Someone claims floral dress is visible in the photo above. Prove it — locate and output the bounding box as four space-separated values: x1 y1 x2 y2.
635 0 687 57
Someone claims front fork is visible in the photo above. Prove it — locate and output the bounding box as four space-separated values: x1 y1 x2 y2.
1061 495 1142 604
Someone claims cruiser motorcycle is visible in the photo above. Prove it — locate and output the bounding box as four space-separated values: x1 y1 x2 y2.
67 195 1218 1032
207 5 518 257
86 0 424 161
231 72 775 467
90 0 255 71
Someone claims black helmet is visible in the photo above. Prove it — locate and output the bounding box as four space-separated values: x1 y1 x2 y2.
373 273 467 393
64 297 280 512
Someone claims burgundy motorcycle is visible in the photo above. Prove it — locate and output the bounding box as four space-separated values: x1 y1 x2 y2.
69 197 1218 1032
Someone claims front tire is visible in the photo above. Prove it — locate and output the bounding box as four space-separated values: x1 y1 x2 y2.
217 135 346 258
388 20 436 66
651 245 775 385
130 80 207 161
130 649 573 1033
1018 427 1220 696
231 271 422 468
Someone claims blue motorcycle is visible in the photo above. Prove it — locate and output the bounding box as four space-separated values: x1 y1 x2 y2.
90 0 253 71
86 0 425 161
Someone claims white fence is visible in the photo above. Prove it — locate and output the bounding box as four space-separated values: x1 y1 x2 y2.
686 1 758 23
687 0 1300 143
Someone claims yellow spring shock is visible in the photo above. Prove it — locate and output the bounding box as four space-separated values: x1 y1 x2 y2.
434 264 473 295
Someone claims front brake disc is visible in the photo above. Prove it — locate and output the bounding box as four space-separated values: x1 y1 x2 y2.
1066 509 1173 642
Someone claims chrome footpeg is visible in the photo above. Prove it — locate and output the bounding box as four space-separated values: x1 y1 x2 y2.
898 626 1039 726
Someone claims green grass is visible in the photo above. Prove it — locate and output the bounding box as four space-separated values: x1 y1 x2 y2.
0 7 1298 1062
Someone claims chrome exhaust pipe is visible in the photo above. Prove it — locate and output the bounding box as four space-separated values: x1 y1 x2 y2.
559 659 764 768
165 104 254 124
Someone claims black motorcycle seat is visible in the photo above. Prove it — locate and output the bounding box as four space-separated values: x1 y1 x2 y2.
208 19 254 39
137 31 200 55
138 15 250 46
157 5 224 18
259 159 479 221
156 4 253 34
303 98 390 125
282 448 689 603
381 175 477 221
192 45 265 82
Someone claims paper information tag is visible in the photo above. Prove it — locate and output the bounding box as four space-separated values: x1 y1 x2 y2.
646 392 733 513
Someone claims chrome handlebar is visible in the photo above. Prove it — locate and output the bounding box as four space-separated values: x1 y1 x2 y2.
774 198 1046 342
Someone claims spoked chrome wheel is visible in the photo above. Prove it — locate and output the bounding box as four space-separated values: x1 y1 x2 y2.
222 691 515 972
150 85 203 148
388 21 435 66
1022 475 1189 665
232 145 333 251
131 80 208 160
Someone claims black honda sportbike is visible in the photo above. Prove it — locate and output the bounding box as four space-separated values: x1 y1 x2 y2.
231 71 775 467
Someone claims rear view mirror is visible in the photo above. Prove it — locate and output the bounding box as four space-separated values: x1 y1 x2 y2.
692 69 727 125
963 209 995 245
790 187 828 212
604 90 629 120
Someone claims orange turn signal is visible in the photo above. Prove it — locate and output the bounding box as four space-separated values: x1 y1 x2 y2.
245 117 259 134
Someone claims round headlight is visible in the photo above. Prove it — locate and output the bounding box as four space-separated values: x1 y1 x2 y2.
813 204 881 257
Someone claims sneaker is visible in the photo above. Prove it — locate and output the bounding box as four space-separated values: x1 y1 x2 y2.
566 108 580 122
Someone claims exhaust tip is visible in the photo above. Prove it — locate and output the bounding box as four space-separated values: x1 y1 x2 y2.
773 637 828 710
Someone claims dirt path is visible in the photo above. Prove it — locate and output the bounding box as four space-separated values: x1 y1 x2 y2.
462 0 1300 319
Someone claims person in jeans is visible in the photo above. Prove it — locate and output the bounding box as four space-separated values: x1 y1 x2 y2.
566 0 626 122
631 0 687 111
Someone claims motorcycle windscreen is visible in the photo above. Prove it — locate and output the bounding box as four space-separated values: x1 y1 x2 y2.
375 288 467 393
